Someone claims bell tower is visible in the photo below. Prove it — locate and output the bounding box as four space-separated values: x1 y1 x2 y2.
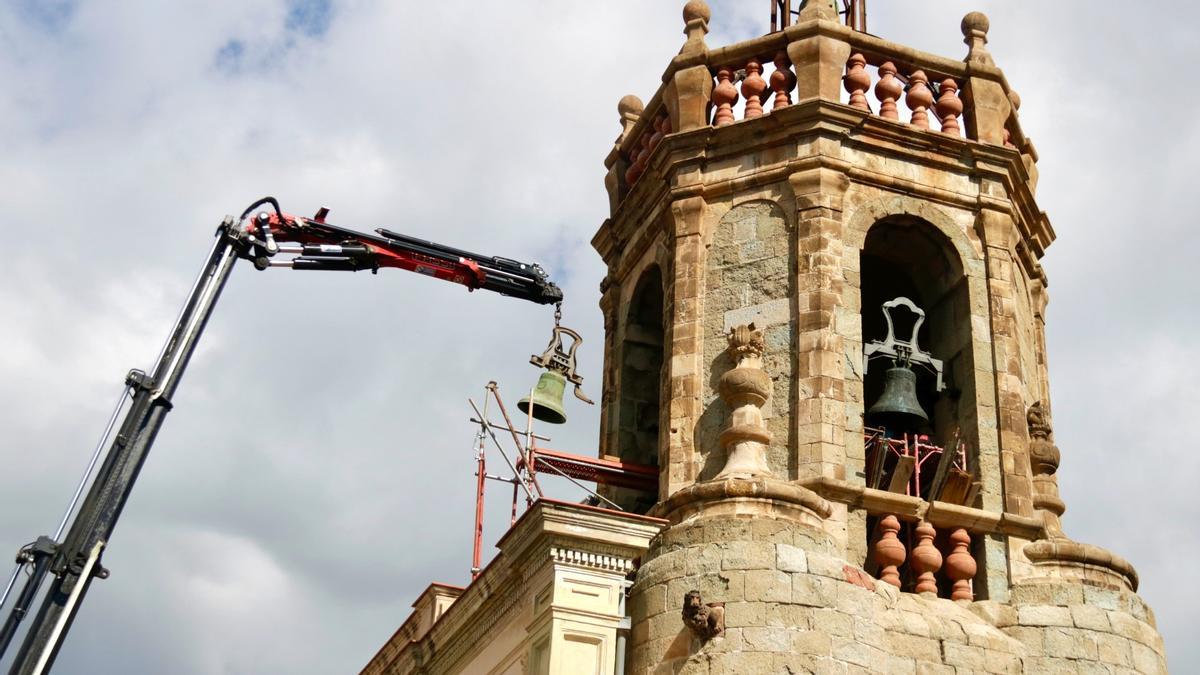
593 2 1167 673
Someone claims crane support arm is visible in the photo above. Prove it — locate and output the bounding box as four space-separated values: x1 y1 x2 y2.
248 204 563 305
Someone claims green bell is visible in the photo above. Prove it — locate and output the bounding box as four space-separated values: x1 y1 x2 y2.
866 364 928 431
518 370 568 425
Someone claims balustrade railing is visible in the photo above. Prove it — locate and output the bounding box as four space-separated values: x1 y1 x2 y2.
869 513 978 601
605 4 1034 205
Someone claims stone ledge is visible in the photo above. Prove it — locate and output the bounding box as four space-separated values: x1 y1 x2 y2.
1022 539 1139 592
658 477 833 526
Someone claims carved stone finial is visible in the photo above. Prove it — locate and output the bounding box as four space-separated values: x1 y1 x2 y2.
681 1 710 54
681 590 724 640
961 12 994 64
617 94 644 141
715 324 772 480
1027 401 1066 537
727 323 766 363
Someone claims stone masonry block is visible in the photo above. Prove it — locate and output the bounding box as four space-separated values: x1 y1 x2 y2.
806 552 845 579
722 601 763 628
792 629 832 657
1095 634 1132 666
776 543 808 573
742 626 792 652
1044 627 1099 660
941 642 989 671
1018 605 1073 627
831 636 884 669
1071 605 1112 632
722 541 774 571
793 574 839 608
745 569 791 602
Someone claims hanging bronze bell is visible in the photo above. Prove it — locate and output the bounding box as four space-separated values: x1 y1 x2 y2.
518 370 569 424
867 364 929 430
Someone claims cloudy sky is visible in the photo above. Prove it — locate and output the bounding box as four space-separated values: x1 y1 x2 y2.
0 1 1195 672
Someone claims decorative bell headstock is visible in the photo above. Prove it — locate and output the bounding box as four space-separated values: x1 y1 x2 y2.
518 312 593 425
863 297 944 431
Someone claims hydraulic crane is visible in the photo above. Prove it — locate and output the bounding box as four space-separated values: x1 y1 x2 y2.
0 197 565 674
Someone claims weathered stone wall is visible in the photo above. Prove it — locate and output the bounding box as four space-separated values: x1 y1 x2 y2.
1006 580 1168 673
629 516 1036 675
698 201 794 481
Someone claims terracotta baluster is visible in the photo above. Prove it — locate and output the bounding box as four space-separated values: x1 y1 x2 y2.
770 51 795 110
625 130 651 187
713 66 739 126
910 521 942 595
649 114 666 151
624 149 641 187
872 515 906 588
905 70 933 129
634 131 653 174
741 59 767 119
843 53 871 111
945 528 976 601
934 78 962 136
874 61 903 120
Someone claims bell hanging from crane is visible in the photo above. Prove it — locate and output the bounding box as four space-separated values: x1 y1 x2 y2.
520 370 569 424
862 297 946 433
518 312 594 425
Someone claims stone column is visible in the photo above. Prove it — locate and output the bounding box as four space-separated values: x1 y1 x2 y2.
787 160 851 484
977 205 1035 519
663 195 707 499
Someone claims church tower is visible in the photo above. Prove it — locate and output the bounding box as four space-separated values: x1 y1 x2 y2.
594 2 1168 672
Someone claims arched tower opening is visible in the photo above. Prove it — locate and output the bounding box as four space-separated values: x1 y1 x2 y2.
860 216 976 496
614 265 664 513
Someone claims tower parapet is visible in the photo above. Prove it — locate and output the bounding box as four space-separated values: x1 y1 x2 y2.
594 3 1166 673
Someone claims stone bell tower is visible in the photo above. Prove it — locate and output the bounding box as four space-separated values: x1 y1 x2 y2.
593 2 1168 672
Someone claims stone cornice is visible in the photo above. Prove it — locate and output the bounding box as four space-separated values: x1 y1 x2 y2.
595 99 1053 283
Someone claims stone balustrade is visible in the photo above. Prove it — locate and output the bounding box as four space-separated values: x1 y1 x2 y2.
604 2 1037 205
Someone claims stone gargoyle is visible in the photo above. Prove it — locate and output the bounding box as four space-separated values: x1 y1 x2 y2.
681 590 725 640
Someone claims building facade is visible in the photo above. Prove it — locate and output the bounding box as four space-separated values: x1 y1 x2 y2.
362 2 1167 673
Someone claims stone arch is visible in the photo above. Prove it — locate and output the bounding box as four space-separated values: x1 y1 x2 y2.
614 264 665 513
844 195 981 266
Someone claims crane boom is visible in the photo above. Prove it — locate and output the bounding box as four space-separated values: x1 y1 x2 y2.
0 198 565 674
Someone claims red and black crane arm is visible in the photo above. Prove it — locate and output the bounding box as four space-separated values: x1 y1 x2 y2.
242 197 563 306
